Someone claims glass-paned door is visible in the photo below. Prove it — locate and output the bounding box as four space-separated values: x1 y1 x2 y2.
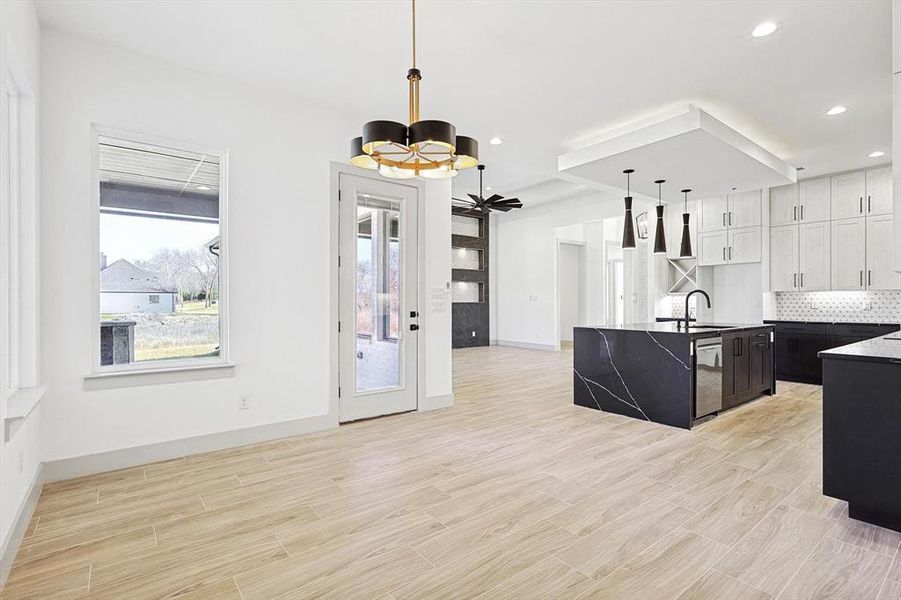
339 174 418 422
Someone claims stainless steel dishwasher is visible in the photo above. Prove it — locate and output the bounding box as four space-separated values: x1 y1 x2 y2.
695 337 723 418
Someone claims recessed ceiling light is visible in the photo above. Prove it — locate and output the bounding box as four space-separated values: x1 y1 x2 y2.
826 105 847 116
752 21 777 37
868 150 885 158
196 184 211 190
489 137 503 145
486 186 492 191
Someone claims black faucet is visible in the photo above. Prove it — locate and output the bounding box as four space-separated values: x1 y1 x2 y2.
680 289 711 330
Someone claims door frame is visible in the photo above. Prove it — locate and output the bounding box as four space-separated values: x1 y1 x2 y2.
554 239 587 349
328 163 432 423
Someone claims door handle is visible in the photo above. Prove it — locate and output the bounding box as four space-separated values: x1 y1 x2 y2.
722 247 726 261
793 206 797 221
409 324 420 331
867 195 871 213
410 311 419 318
859 197 863 214
800 205 804 220
793 272 797 288
728 212 732 226
868 270 872 287
723 212 726 227
800 273 804 288
728 246 733 261
860 270 863 287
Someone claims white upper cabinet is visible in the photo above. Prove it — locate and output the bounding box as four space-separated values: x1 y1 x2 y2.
830 217 866 290
797 177 831 223
728 226 761 264
698 230 728 266
866 167 893 216
770 184 799 227
831 171 867 220
799 221 831 291
866 214 901 289
728 190 762 229
770 225 799 291
699 196 728 232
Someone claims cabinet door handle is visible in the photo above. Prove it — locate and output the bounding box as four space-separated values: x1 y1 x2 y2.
868 270 872 286
800 205 804 220
723 247 726 261
800 273 804 288
723 212 726 227
867 195 871 213
793 272 797 288
728 246 733 261
860 197 863 214
728 212 732 226
860 270 863 287
793 206 797 221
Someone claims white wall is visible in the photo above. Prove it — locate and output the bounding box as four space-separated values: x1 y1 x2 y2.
100 292 175 314
494 192 652 348
39 31 451 465
0 0 42 573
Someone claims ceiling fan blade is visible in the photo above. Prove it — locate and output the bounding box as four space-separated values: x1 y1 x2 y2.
467 193 482 203
492 198 522 206
484 194 503 203
452 197 476 206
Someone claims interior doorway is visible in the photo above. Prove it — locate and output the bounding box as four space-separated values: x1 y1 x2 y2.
606 241 624 326
557 240 586 347
338 173 419 422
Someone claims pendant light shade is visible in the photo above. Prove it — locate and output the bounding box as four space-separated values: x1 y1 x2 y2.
653 179 667 255
680 188 693 257
622 169 636 250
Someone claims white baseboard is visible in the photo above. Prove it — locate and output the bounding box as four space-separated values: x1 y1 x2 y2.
495 339 558 352
419 393 454 412
0 463 44 589
44 412 338 483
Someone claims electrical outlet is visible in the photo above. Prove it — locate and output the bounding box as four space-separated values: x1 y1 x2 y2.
17 450 24 475
239 396 250 410
471 330 476 337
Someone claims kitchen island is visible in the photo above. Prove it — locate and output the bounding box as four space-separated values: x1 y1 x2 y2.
573 323 775 429
820 333 901 532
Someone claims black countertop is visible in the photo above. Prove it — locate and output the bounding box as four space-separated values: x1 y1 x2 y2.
819 333 901 364
765 319 900 327
577 322 773 339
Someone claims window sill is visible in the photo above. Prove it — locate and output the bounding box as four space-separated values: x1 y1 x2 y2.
6 385 47 422
84 362 235 389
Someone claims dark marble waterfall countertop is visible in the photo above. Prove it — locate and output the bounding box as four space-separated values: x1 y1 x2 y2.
765 319 900 326
819 333 901 364
580 322 773 339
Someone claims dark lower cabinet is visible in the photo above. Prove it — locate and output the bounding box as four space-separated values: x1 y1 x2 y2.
723 328 773 411
767 322 900 385
823 357 901 532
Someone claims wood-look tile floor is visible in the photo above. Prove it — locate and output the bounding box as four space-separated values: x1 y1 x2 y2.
4 346 901 599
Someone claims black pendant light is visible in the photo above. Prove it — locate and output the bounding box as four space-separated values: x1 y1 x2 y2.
621 169 636 250
680 188 693 257
653 179 667 255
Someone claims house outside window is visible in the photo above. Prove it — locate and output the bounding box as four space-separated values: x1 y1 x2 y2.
95 129 228 370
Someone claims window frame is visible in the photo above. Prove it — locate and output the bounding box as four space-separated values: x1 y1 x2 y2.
89 125 230 376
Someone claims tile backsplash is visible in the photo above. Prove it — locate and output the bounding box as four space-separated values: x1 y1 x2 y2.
774 291 901 323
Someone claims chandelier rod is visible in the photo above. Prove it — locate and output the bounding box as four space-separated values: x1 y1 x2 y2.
412 0 416 69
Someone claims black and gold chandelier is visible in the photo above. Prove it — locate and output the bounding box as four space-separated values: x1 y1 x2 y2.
349 0 478 179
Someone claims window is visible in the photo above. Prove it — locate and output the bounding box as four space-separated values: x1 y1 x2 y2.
355 199 401 342
95 130 227 370
2 74 21 393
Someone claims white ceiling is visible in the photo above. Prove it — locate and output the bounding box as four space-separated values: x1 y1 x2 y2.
35 0 894 207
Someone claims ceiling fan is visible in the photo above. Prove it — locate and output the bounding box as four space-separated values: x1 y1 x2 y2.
452 164 523 214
